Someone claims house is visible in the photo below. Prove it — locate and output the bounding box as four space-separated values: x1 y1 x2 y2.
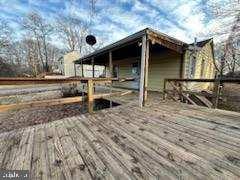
57 51 105 77
74 28 215 106
184 39 216 90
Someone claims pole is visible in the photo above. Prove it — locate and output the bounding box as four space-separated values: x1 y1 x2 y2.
92 57 95 78
109 51 113 78
139 35 149 107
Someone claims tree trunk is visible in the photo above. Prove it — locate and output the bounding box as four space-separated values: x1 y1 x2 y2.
43 36 49 72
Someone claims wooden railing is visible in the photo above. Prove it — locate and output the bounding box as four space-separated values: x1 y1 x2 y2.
163 78 240 108
0 77 133 112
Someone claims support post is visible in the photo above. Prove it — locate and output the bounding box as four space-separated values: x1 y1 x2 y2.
92 57 95 78
87 79 94 102
139 35 149 107
180 51 185 79
74 63 77 77
163 79 167 100
178 51 185 98
81 59 84 77
145 37 149 102
109 51 113 78
212 78 220 108
104 65 107 77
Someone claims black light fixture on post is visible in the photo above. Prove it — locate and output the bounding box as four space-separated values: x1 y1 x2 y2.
86 35 97 46
86 34 97 79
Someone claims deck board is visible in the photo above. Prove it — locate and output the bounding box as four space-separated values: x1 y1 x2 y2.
0 100 240 179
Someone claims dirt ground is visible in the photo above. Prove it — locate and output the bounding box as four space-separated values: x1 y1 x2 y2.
0 102 84 133
0 84 85 133
218 83 240 112
0 84 121 133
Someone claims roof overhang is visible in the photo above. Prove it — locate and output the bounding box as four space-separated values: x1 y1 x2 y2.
75 28 188 64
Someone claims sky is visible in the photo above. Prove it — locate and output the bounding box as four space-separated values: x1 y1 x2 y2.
0 0 229 48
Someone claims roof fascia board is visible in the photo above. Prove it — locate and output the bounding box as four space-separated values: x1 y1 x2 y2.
75 29 147 63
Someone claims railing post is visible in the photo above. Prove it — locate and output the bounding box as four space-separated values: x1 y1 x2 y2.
87 79 94 113
109 80 113 108
87 79 94 102
212 78 220 108
163 79 167 100
81 82 85 113
178 81 183 102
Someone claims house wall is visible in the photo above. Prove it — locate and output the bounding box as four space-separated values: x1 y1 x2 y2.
112 50 181 91
112 57 140 89
63 51 81 77
148 50 181 91
107 42 215 92
184 42 215 90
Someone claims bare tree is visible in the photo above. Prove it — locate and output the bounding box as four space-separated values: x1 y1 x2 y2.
0 19 12 50
205 0 240 76
22 12 53 72
0 18 13 62
56 16 89 53
56 0 100 55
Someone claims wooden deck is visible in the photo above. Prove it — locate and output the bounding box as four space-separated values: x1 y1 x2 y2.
0 97 240 179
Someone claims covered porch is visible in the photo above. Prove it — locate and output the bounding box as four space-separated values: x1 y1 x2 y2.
75 28 186 107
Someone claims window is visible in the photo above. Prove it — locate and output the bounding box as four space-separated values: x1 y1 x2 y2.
132 62 140 76
200 59 205 78
189 58 196 78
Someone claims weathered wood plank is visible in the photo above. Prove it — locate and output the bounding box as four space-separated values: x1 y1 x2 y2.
0 96 84 112
74 115 134 179
81 115 155 179
54 120 92 179
64 117 115 179
97 110 236 179
1 94 240 179
44 122 62 180
0 130 22 169
151 104 240 137
86 112 196 179
146 105 240 147
126 105 240 152
111 106 240 177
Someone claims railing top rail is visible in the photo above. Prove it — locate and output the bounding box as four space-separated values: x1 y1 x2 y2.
0 77 136 85
0 77 115 85
165 78 240 83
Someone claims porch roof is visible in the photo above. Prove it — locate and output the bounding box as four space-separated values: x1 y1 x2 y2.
75 28 187 64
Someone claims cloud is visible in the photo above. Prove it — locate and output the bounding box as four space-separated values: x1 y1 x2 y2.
0 0 229 47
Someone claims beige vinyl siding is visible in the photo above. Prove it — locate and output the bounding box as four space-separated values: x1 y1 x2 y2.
119 64 133 78
194 43 214 79
113 58 139 78
186 42 215 91
112 58 140 89
63 51 80 76
148 50 181 91
112 50 181 91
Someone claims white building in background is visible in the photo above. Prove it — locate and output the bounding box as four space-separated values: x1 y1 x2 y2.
57 51 105 77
